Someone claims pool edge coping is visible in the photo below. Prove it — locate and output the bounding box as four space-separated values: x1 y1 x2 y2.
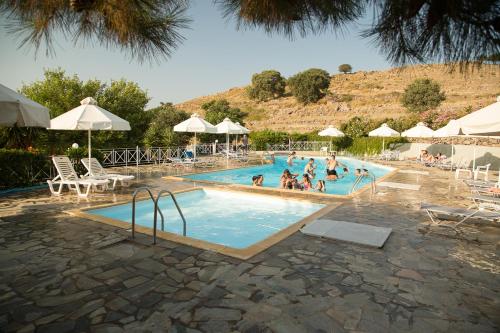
67 187 341 260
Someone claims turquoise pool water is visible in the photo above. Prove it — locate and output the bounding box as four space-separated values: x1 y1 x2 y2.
87 188 325 249
185 156 393 195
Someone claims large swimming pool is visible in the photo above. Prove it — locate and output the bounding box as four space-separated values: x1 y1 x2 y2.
185 156 393 195
86 188 325 249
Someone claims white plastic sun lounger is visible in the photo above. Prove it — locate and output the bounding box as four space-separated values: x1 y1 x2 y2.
47 156 109 198
81 157 135 189
421 202 500 229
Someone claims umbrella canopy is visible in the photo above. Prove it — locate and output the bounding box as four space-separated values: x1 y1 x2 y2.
50 97 130 131
369 123 400 152
433 119 461 137
368 123 400 137
0 83 50 127
234 122 250 134
454 96 500 136
174 113 216 160
318 125 344 137
401 122 435 137
49 97 130 174
215 118 245 134
173 113 217 134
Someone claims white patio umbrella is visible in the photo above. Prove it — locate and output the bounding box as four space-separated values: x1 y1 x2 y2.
455 96 500 136
0 83 50 127
368 123 400 151
174 113 217 160
216 118 246 164
402 122 435 158
234 121 250 149
49 97 130 174
318 125 344 152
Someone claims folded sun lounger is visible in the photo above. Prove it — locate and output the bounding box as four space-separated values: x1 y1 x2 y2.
81 157 135 189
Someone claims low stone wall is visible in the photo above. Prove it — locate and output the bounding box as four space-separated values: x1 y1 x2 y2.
406 136 500 147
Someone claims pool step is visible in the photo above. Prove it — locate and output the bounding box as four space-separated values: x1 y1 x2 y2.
91 232 128 249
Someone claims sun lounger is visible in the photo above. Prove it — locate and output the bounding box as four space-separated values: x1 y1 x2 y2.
474 163 491 181
47 156 109 198
421 202 500 228
81 157 135 189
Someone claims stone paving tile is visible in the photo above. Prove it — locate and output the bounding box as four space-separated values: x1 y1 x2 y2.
0 162 499 332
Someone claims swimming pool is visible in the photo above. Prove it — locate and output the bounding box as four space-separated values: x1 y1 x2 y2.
85 188 326 251
184 156 394 195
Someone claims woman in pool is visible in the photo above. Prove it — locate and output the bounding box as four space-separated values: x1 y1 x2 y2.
301 174 312 191
287 151 297 166
315 180 326 192
280 169 298 189
252 175 264 186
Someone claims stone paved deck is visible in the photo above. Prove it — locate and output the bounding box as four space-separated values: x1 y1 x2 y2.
0 162 499 332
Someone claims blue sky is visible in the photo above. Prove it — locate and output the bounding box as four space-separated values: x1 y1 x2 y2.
0 1 391 107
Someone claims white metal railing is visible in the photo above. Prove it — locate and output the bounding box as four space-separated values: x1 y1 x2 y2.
267 141 331 152
98 144 253 167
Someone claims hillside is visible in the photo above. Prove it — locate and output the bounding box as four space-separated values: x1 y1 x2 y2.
176 64 500 132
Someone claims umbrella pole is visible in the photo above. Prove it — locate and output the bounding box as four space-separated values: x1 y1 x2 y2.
472 138 477 174
194 132 197 161
226 133 229 167
88 128 92 175
382 138 385 152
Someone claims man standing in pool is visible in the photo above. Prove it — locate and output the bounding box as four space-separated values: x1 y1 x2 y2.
326 155 346 180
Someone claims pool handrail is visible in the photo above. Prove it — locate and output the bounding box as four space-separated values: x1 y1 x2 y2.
131 187 164 241
350 172 377 194
153 189 187 244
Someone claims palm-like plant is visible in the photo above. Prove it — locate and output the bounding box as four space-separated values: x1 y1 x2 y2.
217 0 500 65
0 0 190 62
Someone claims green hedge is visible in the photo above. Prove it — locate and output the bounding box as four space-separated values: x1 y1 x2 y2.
66 147 104 175
0 149 51 189
345 137 408 155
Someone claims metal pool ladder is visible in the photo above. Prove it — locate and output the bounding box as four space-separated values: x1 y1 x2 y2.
350 172 377 194
131 187 187 245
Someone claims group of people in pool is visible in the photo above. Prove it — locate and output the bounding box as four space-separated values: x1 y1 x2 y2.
252 151 370 192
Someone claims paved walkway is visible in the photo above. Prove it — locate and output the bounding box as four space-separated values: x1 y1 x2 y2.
0 162 499 332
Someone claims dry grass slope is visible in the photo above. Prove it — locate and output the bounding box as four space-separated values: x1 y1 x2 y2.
176 64 500 133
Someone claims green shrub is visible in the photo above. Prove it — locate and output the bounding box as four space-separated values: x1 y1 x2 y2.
345 137 408 155
338 64 352 74
340 117 377 138
247 70 286 101
249 130 289 150
288 68 330 104
401 78 446 113
0 149 51 188
144 103 191 147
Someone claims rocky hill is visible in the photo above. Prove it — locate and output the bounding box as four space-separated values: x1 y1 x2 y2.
176 64 500 132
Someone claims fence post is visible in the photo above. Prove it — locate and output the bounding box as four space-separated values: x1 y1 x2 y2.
136 146 139 168
288 138 291 152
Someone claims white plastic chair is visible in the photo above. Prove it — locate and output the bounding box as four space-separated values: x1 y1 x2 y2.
474 163 491 181
48 156 109 198
320 147 328 156
81 157 135 189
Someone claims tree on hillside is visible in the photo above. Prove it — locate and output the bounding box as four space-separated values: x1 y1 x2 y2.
287 68 330 104
401 78 446 113
338 64 352 74
247 70 286 101
144 103 190 147
201 99 246 125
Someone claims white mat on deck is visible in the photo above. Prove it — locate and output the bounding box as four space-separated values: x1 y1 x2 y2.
398 170 429 175
378 181 421 191
301 219 392 248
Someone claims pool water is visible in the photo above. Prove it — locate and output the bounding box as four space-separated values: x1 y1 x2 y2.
87 188 325 249
185 156 393 195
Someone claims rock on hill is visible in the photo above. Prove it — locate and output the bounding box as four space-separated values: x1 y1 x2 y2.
176 64 500 132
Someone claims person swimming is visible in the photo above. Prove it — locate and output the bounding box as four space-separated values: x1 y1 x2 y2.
315 180 326 192
301 174 312 191
252 175 264 186
355 168 369 177
326 155 345 180
280 169 298 189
